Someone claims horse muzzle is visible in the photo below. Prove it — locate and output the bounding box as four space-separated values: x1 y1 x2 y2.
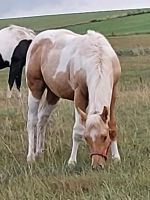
90 141 111 170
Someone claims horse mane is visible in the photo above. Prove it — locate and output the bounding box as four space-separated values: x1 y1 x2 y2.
9 24 35 36
85 30 114 77
85 30 105 77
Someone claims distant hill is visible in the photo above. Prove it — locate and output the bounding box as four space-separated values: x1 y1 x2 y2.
65 11 150 36
0 8 150 36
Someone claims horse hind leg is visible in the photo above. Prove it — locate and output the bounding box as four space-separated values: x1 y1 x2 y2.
27 90 40 162
36 89 59 158
15 64 24 98
7 67 15 98
27 79 46 162
7 61 23 98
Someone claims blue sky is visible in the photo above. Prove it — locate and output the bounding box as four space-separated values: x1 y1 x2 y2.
0 0 150 19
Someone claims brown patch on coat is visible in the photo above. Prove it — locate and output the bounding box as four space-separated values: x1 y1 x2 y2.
26 39 53 99
74 69 88 113
46 88 59 105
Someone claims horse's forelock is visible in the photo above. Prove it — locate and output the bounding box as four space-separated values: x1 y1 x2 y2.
86 114 101 129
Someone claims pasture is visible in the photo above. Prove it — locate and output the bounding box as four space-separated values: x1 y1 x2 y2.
0 9 150 200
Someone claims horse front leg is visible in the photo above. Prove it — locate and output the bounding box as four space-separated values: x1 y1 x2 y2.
68 87 87 165
109 85 121 161
68 108 85 165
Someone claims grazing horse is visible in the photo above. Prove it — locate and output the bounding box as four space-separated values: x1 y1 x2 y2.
26 29 121 169
0 25 35 97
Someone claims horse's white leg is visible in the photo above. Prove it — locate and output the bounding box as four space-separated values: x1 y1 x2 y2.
36 101 56 156
111 140 121 160
68 109 85 165
27 91 40 162
109 85 121 161
36 89 59 157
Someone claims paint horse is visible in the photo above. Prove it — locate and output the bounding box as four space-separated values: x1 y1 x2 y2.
26 29 121 169
0 25 35 98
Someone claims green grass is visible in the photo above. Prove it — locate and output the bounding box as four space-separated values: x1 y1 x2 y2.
0 10 130 31
0 8 150 36
0 34 150 199
66 12 150 36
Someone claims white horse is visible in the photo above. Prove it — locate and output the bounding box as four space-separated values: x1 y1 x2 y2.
26 29 121 169
0 25 35 98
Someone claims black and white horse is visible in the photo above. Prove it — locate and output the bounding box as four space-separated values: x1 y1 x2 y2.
0 25 35 97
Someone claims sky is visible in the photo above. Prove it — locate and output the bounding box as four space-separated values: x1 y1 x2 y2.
0 0 150 19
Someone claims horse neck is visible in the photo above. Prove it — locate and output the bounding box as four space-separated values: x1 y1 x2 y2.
87 65 113 115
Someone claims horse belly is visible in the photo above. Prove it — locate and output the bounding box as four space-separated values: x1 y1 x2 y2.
44 71 74 100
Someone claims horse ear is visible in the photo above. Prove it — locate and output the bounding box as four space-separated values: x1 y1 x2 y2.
78 107 87 122
101 106 108 123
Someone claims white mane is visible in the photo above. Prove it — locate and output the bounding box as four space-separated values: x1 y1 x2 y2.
83 30 115 114
85 30 114 75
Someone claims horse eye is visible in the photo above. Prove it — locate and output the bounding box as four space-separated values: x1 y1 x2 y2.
84 135 88 140
101 135 107 142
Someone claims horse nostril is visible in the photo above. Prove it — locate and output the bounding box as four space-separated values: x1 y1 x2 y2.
98 164 104 169
92 164 104 170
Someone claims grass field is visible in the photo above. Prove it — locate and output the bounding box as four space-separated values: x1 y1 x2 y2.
0 9 131 31
66 12 150 35
0 9 150 200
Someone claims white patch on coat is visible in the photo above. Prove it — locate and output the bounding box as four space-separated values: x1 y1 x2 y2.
90 128 98 142
0 25 35 63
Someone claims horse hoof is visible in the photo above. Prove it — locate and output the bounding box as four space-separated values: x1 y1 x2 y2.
27 154 36 163
7 93 12 98
112 156 121 163
68 160 76 166
92 164 104 170
18 92 22 98
35 151 45 161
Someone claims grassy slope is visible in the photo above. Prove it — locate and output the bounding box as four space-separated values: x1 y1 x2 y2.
0 10 130 31
0 8 150 35
66 12 150 35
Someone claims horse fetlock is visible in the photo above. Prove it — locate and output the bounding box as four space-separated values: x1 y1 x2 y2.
35 149 45 157
27 153 36 163
112 154 121 162
7 90 12 98
17 91 22 98
68 159 77 166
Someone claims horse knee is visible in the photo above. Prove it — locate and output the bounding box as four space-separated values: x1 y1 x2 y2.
73 133 82 142
109 129 117 140
109 121 117 140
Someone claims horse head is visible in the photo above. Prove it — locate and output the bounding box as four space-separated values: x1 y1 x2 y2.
78 106 111 169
